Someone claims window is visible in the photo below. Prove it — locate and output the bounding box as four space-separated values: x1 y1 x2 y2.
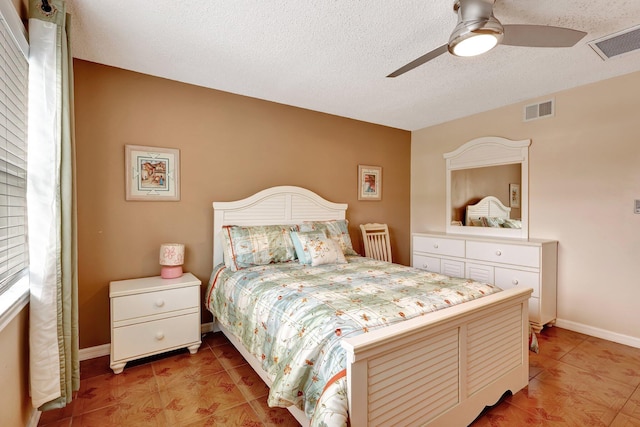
0 6 29 300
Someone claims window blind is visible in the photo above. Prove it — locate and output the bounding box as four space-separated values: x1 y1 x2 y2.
0 14 28 296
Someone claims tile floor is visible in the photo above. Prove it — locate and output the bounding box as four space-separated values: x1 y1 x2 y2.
38 327 640 426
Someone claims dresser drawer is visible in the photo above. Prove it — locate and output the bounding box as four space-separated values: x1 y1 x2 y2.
413 254 441 273
466 241 539 267
495 268 540 297
413 235 465 257
112 286 199 322
112 312 200 361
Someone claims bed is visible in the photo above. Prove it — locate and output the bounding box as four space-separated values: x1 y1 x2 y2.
207 186 532 426
465 196 521 229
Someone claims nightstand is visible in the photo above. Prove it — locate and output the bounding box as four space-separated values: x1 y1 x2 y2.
109 272 202 374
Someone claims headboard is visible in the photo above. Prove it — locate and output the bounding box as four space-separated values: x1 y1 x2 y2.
465 196 511 225
212 186 348 266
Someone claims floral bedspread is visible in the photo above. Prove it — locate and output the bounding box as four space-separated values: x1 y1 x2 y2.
205 256 502 426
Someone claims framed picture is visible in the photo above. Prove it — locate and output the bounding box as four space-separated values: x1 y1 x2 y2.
509 183 520 208
358 165 382 201
125 145 180 201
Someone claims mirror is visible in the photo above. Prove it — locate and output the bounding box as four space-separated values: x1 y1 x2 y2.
444 136 530 239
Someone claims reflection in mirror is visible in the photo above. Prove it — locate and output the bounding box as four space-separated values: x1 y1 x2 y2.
444 136 530 239
451 164 521 224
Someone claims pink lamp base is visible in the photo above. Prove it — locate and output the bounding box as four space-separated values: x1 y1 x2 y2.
161 265 183 279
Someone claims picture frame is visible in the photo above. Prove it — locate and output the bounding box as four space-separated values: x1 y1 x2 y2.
358 165 382 201
125 145 180 201
509 183 520 208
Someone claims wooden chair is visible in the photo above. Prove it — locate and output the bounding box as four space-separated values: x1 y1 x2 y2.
359 223 392 262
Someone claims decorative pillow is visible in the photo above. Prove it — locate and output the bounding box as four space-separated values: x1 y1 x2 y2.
290 230 327 265
469 219 483 227
480 216 505 228
296 219 358 256
306 237 347 266
501 218 522 229
222 225 297 271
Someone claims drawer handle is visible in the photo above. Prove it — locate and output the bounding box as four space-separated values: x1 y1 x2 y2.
433 244 439 249
155 299 165 308
423 264 429 269
495 250 502 256
155 332 165 341
512 279 519 285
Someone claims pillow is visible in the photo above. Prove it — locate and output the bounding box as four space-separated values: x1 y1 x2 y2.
306 237 347 266
290 230 327 265
480 216 505 228
296 219 358 256
222 225 297 271
501 218 522 229
469 219 483 227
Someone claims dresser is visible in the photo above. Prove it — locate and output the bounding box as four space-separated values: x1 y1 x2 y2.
109 272 202 374
412 232 557 332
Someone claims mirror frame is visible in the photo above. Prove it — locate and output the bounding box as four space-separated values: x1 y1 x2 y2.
444 136 531 239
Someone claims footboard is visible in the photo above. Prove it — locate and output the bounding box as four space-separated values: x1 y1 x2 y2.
341 287 532 427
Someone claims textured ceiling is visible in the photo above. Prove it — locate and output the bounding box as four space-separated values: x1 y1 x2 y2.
66 0 640 131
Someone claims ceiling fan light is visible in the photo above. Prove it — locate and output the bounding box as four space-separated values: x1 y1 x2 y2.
448 0 504 57
451 32 499 56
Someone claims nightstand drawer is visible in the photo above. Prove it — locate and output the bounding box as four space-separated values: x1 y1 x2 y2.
112 286 199 322
112 312 200 361
466 241 539 267
413 235 464 257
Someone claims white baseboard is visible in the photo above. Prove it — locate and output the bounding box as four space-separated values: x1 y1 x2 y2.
555 318 640 349
78 343 110 361
79 323 218 361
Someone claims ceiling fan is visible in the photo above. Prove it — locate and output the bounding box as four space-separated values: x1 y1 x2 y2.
387 0 587 77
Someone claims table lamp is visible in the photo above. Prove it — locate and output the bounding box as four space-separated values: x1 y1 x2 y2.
159 243 184 279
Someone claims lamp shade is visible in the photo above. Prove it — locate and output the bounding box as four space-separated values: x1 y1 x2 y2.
159 243 184 279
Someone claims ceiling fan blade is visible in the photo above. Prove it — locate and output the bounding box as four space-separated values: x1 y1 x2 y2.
387 44 448 78
502 24 587 48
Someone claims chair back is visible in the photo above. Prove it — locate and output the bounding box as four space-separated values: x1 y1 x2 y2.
359 223 392 262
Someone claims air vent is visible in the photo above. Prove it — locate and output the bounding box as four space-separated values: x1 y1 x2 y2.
588 25 640 60
523 99 554 122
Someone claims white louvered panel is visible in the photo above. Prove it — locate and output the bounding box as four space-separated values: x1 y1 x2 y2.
368 338 457 395
367 329 460 426
467 305 522 395
291 196 343 221
366 328 458 382
468 304 521 346
374 382 459 427
369 361 458 405
441 259 464 278
470 346 520 396
467 306 521 358
223 195 288 223
466 262 494 283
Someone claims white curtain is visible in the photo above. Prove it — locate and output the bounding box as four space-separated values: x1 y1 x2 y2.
27 0 79 410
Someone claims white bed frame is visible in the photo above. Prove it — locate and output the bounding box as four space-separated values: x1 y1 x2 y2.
212 186 531 426
465 195 512 226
